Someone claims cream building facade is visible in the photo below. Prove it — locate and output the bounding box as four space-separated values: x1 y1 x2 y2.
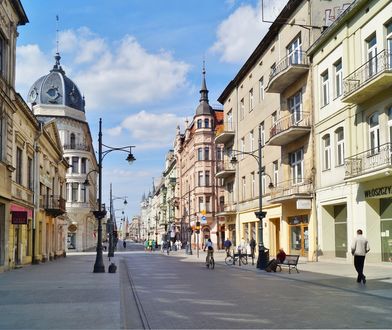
27 54 98 252
216 0 352 259
309 0 392 263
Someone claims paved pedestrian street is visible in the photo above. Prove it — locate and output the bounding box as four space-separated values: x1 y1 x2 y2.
0 243 391 329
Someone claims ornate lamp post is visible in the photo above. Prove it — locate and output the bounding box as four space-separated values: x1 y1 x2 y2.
230 124 273 270
88 118 135 273
109 183 128 257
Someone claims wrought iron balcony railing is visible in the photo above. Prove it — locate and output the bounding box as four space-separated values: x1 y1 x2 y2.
345 143 392 178
269 51 309 80
63 143 91 151
41 195 66 216
269 111 311 139
343 49 392 98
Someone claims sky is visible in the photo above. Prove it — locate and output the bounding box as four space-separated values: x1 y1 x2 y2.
16 0 287 222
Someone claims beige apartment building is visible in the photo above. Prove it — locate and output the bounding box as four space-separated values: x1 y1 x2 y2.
0 0 28 271
309 0 392 263
216 0 351 259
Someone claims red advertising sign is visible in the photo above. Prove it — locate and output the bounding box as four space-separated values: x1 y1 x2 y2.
12 211 28 225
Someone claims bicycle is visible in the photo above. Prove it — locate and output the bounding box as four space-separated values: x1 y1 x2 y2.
225 251 248 266
205 250 215 269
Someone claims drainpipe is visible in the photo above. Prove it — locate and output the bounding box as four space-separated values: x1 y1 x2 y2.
32 122 43 264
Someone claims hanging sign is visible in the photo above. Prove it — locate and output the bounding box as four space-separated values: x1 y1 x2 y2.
12 211 28 225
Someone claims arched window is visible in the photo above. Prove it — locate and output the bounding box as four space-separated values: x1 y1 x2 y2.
322 134 331 170
70 133 76 149
204 118 209 128
335 128 344 166
197 119 202 128
369 112 379 154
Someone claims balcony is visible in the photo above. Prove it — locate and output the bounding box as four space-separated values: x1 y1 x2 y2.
41 195 66 217
266 51 309 93
269 179 313 202
344 143 392 182
267 111 311 146
216 203 236 217
63 143 91 151
216 160 236 179
215 121 235 144
342 50 392 104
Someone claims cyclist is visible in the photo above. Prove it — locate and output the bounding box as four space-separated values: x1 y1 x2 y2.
203 238 214 266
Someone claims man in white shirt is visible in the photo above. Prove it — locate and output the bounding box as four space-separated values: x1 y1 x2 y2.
351 229 370 284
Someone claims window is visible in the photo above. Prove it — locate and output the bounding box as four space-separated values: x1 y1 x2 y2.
367 34 377 77
251 172 255 198
204 118 209 128
334 59 343 98
260 122 265 146
72 157 78 173
336 128 345 166
387 22 392 69
322 134 331 170
216 147 223 161
205 171 210 186
288 91 302 123
270 63 276 77
242 176 246 200
369 112 380 153
71 183 78 202
198 171 204 186
81 183 86 203
249 130 254 152
28 157 34 190
70 133 76 149
197 148 203 161
388 107 392 143
321 70 329 106
227 110 233 130
227 182 234 203
290 149 304 184
287 36 302 65
81 158 87 174
240 98 244 120
249 88 254 111
204 147 209 161
205 196 211 212
16 147 22 185
197 119 202 129
272 112 277 127
198 197 204 212
273 160 279 186
259 77 264 102
0 34 5 77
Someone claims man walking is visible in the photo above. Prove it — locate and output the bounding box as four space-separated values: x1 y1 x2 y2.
351 229 370 284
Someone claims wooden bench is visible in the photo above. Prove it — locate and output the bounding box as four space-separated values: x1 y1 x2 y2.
276 255 300 273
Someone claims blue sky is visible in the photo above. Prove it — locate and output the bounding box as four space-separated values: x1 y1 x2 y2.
16 0 286 221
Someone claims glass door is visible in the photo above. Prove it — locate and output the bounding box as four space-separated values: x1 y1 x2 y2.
288 215 309 256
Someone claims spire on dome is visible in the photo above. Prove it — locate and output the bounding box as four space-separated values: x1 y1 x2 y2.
199 60 209 103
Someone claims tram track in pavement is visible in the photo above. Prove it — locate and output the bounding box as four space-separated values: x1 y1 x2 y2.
119 258 151 329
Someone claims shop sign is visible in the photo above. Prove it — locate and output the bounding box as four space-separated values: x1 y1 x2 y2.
12 211 28 225
296 199 311 209
364 185 392 198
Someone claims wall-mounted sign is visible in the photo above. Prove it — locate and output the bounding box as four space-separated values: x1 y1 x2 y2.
364 185 392 198
296 199 311 210
12 211 28 225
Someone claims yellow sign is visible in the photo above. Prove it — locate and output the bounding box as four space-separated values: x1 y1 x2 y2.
201 209 206 215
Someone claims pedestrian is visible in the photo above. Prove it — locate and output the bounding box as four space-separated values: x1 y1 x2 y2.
123 241 126 249
224 238 232 256
249 238 256 258
276 248 286 263
351 229 370 284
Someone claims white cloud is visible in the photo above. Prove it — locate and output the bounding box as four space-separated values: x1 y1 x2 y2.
15 44 52 97
211 0 288 63
106 110 186 150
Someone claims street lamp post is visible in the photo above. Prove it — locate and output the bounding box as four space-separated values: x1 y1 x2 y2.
109 183 127 258
231 124 273 270
90 118 136 273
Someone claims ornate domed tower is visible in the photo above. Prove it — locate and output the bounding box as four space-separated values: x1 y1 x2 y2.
28 53 98 252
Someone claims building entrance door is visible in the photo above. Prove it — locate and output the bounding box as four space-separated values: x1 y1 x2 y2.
288 215 309 256
269 218 280 257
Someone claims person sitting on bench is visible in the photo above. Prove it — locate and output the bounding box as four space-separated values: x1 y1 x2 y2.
266 248 286 272
277 248 286 263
